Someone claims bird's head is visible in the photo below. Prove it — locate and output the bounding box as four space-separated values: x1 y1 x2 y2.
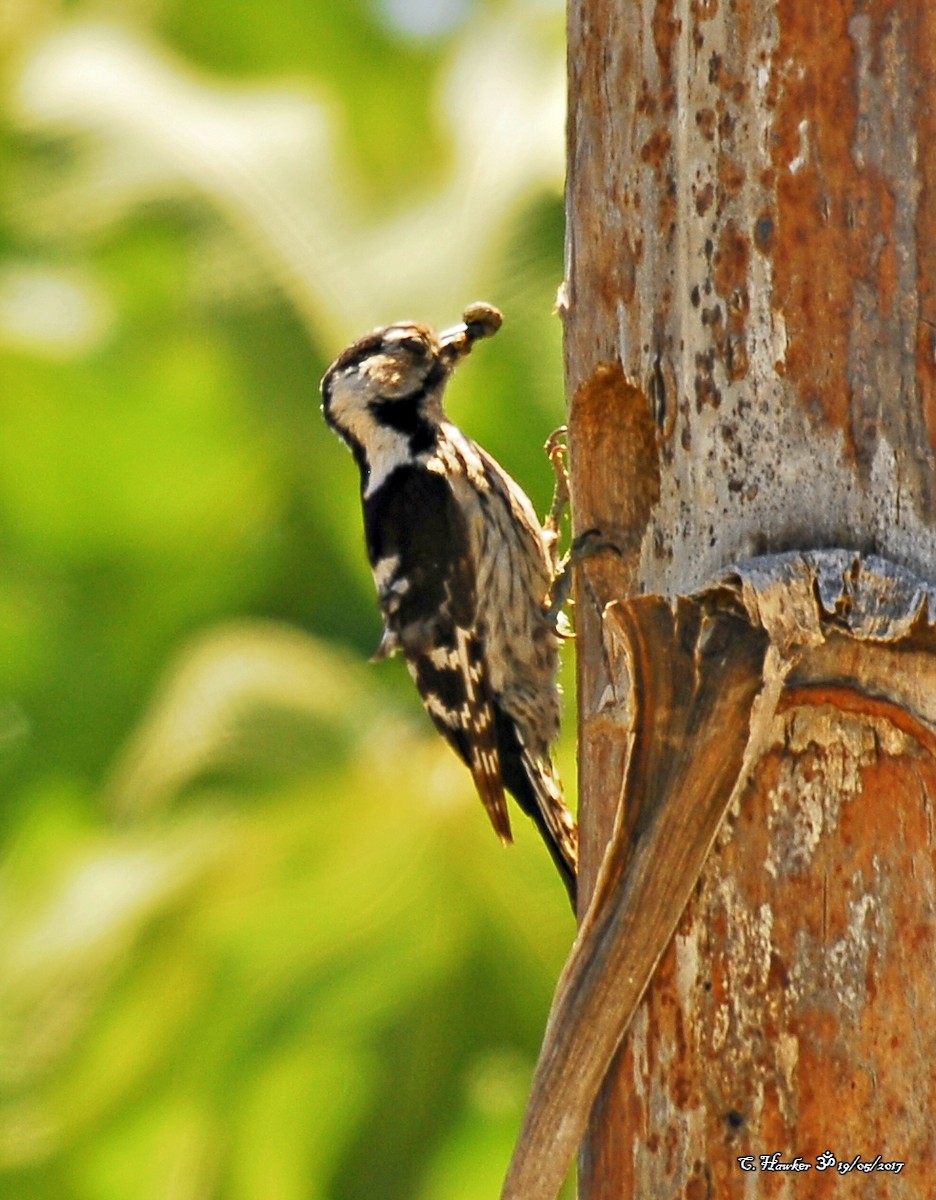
321 303 502 462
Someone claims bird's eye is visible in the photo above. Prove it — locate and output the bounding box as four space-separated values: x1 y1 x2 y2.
397 335 429 358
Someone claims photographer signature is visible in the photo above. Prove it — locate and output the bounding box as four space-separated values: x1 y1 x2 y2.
738 1151 904 1175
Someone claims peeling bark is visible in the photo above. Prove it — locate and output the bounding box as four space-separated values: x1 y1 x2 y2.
543 0 936 1192
502 1 936 1195
503 554 936 1200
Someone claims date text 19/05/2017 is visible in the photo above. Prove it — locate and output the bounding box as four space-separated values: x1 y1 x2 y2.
738 1151 904 1175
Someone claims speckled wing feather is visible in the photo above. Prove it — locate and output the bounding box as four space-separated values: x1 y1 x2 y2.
363 462 512 843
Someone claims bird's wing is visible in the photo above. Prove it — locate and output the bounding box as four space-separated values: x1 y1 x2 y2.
364 463 512 843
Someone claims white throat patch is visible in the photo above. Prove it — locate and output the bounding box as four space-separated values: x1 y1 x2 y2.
327 372 417 497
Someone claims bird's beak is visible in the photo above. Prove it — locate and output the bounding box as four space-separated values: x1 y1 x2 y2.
439 302 503 364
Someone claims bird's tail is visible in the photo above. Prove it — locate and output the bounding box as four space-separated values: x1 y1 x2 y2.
521 748 579 910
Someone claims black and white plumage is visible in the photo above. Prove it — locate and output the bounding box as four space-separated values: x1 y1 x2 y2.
320 303 578 904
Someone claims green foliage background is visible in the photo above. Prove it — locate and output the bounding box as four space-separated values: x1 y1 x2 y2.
0 1 575 1196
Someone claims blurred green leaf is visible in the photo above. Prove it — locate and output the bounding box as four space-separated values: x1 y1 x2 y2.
0 2 572 1197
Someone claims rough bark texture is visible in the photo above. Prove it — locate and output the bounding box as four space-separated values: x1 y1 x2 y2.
502 0 936 1197
576 558 936 1198
565 0 936 1195
565 0 936 583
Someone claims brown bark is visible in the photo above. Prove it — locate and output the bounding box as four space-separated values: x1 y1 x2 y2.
502 0 936 1196
576 559 936 1198
568 0 936 1188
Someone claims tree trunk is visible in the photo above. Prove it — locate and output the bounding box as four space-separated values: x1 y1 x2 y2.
502 0 936 1196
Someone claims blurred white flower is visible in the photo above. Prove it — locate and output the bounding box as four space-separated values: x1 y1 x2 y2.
0 263 114 356
378 0 473 39
9 11 563 342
